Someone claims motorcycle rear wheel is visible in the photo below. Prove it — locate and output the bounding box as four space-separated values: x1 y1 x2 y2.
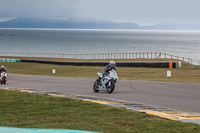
93 80 99 92
106 80 115 93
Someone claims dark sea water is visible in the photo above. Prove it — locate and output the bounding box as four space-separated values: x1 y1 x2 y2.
0 28 200 65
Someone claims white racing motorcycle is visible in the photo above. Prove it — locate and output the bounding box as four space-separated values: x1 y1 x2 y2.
93 69 118 93
0 72 7 84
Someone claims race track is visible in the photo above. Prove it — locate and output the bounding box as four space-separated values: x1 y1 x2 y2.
3 73 200 113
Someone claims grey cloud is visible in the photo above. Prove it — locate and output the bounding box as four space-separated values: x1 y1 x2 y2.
0 0 81 18
78 0 200 24
1 0 200 25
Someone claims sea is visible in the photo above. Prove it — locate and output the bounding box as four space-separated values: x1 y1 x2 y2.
0 28 200 65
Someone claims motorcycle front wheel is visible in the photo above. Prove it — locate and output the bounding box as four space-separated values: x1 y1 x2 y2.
106 80 115 93
93 79 99 92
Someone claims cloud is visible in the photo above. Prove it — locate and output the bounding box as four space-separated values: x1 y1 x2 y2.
1 0 200 25
78 0 200 24
0 0 81 18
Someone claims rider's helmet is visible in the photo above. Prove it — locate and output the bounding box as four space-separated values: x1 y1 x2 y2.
109 60 116 67
1 66 5 69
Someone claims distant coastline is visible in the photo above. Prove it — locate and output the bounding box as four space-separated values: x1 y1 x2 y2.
1 28 200 32
1 17 200 30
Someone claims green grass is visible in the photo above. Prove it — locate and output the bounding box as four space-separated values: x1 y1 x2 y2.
0 89 200 133
1 58 200 82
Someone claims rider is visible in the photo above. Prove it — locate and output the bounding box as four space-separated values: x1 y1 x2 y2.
103 60 116 76
97 60 116 85
0 66 6 73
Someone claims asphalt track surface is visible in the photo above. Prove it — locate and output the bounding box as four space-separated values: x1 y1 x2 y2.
3 73 200 113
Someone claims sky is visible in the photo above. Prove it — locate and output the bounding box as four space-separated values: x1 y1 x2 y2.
0 0 200 26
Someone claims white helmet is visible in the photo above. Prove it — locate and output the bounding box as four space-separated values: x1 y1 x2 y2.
109 60 116 67
1 66 5 68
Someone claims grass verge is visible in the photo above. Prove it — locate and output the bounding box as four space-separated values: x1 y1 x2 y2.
0 58 200 82
0 89 200 133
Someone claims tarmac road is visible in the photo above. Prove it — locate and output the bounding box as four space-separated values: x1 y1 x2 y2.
3 73 200 113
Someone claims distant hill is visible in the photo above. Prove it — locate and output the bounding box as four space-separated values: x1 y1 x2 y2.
1 17 200 30
0 17 139 29
141 22 200 30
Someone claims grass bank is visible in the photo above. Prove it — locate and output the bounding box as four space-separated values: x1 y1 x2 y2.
0 89 200 133
1 58 200 82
